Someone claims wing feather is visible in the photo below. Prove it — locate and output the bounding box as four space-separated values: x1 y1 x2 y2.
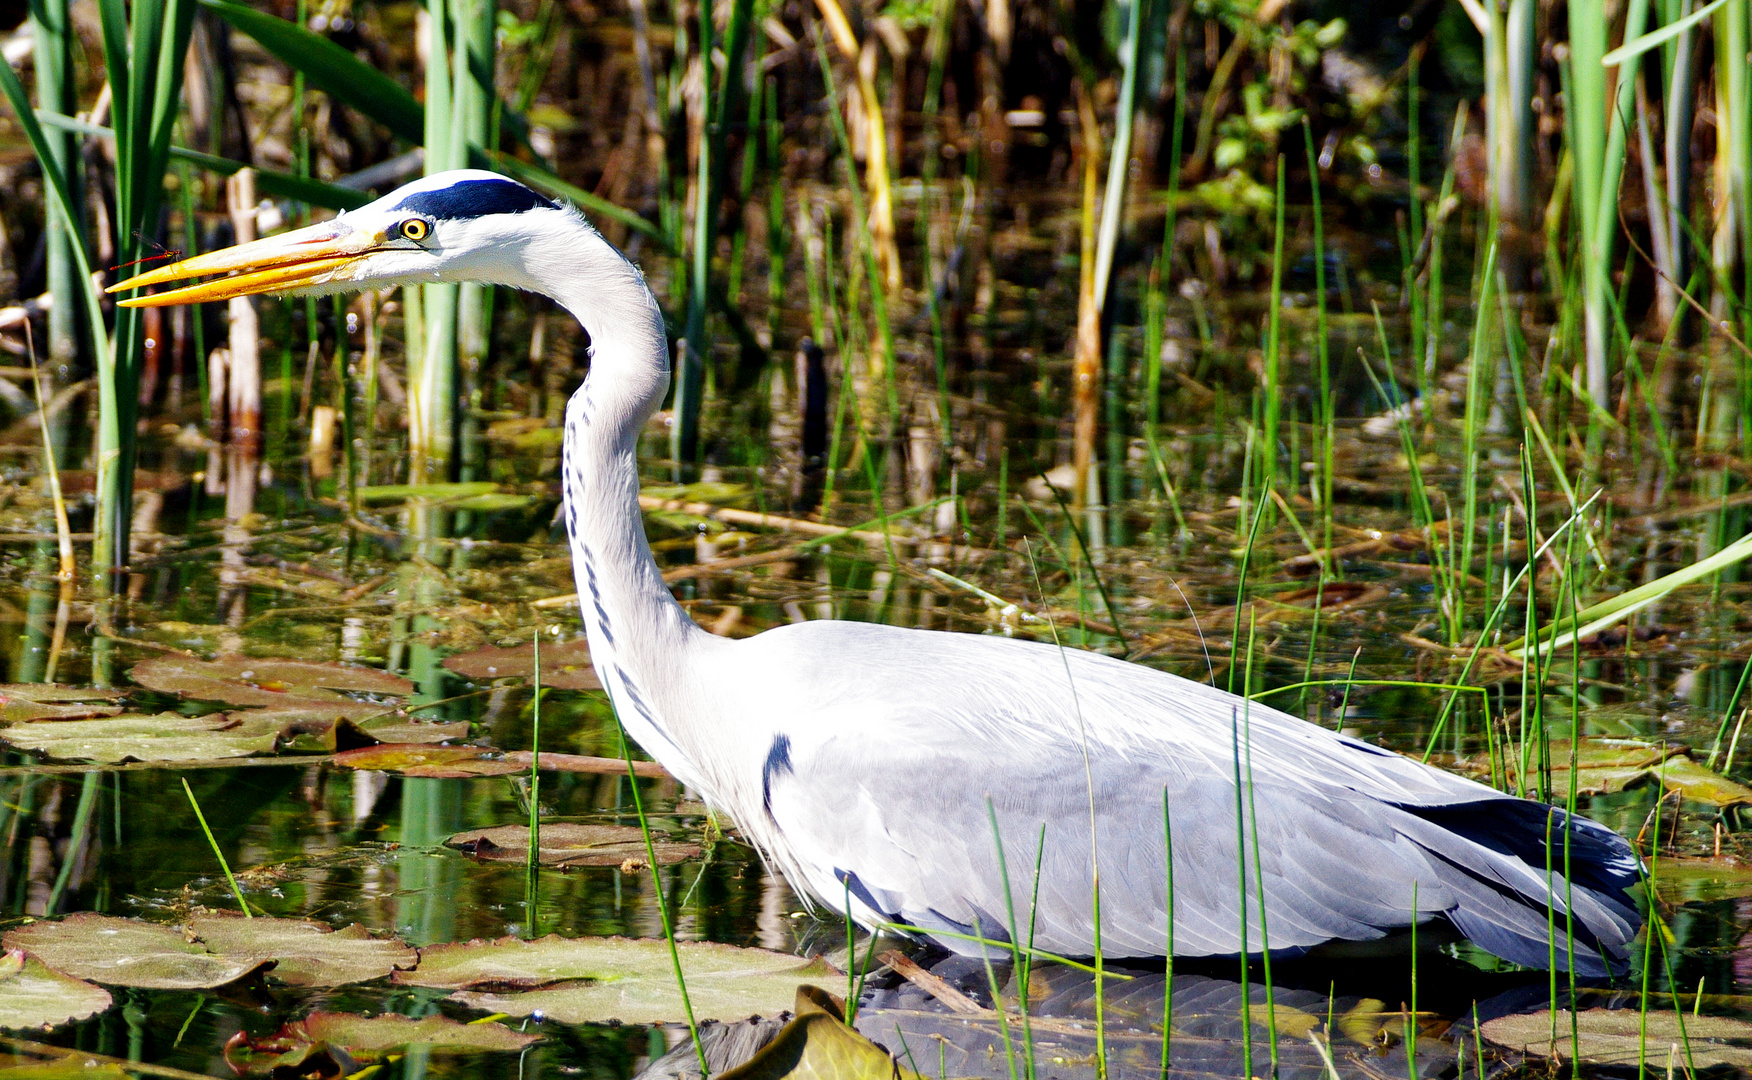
732 621 1638 974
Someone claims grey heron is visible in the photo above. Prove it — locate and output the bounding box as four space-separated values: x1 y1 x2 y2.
114 169 1644 977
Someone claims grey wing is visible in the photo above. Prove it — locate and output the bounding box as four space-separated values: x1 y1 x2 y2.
764 731 1463 959
762 717 1637 973
743 622 1638 973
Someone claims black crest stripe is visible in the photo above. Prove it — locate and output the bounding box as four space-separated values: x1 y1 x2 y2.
393 179 557 220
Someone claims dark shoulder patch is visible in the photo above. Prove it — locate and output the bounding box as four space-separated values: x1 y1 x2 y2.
761 734 794 817
394 178 557 220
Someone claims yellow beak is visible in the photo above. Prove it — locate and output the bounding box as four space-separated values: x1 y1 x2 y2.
107 219 387 307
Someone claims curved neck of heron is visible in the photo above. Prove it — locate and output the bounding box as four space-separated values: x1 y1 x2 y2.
541 223 715 781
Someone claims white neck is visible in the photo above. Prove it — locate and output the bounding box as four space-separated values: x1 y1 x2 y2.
491 211 721 791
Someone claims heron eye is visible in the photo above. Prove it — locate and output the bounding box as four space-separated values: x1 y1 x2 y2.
398 218 431 241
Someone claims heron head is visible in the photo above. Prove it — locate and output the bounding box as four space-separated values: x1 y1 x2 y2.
110 169 565 307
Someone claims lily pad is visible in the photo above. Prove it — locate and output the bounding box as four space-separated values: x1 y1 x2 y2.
642 482 752 504
0 685 124 723
271 713 468 754
397 935 839 1024
0 1056 130 1080
189 915 417 987
443 639 600 690
0 713 281 763
128 655 412 724
1656 757 1752 806
451 493 538 512
485 417 563 450
446 823 701 867
1650 857 1752 903
1480 1007 1752 1069
0 685 126 703
333 744 667 778
0 949 112 1030
2 914 268 990
225 1011 539 1074
353 481 502 504
1495 738 1752 807
333 744 525 777
716 986 925 1080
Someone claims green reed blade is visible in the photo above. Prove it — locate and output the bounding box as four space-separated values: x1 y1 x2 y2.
1405 882 1417 1080
526 630 542 926
182 777 250 917
616 728 705 1077
1262 158 1286 495
1160 789 1174 1080
986 797 1038 1080
1242 614 1277 1075
1301 117 1334 561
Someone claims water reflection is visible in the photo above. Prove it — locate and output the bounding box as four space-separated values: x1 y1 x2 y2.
639 950 1569 1080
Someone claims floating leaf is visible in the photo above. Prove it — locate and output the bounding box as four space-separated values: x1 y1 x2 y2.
189 915 417 987
716 986 926 1080
128 656 413 733
396 935 839 1024
1655 757 1752 807
1480 1007 1752 1069
450 493 538 512
485 418 563 450
333 744 522 777
352 482 501 505
1485 738 1752 807
225 1011 539 1074
1650 858 1752 903
0 950 112 1030
0 1055 131 1080
443 640 600 690
0 685 124 723
446 823 700 867
1333 997 1392 1047
3 915 267 990
0 713 281 763
131 655 411 707
274 714 468 754
0 685 126 703
642 482 753 504
332 744 667 778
